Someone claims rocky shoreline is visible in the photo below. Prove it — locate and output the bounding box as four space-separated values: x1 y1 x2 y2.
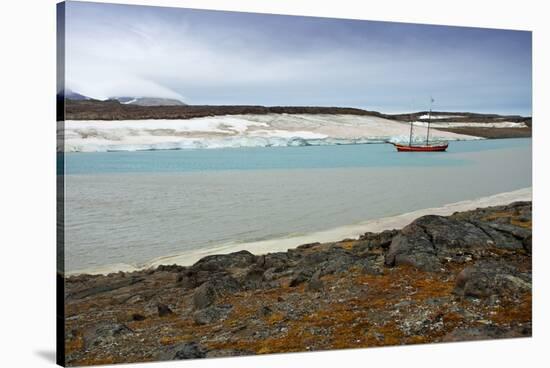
63 201 532 366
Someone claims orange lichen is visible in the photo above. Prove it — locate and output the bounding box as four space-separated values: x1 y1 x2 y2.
65 335 84 354
489 293 532 325
511 218 532 229
482 211 514 222
266 312 285 325
159 335 192 346
338 240 357 250
64 237 531 366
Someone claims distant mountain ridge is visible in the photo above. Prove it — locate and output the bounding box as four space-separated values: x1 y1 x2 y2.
59 89 186 106
63 89 90 101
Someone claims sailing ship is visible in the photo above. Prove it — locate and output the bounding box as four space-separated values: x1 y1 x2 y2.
393 98 448 152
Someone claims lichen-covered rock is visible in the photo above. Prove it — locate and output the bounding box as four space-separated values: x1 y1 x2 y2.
442 324 531 342
307 270 324 292
191 250 257 272
157 342 207 360
385 202 531 271
454 261 531 299
192 274 241 310
83 322 133 348
193 282 217 310
193 304 233 325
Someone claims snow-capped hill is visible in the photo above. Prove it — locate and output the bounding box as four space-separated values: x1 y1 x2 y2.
112 97 187 106
60 89 91 100
61 89 186 106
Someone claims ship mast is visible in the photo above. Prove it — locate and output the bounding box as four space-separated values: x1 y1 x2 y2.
426 97 434 146
408 113 413 147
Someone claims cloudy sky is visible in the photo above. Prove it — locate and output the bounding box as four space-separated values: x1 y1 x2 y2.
62 1 532 115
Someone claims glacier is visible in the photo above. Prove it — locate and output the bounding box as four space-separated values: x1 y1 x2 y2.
61 114 481 152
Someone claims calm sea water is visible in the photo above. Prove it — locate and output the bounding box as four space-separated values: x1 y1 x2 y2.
62 139 532 272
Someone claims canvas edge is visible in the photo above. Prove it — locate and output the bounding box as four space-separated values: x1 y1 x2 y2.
56 1 66 366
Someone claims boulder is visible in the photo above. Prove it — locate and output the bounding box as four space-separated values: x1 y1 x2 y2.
193 282 217 310
131 312 146 321
453 261 531 299
193 304 233 325
442 324 531 342
256 252 294 270
156 264 187 273
241 266 265 289
191 250 257 272
158 342 207 360
83 322 133 348
307 269 324 292
157 303 173 317
356 229 398 253
289 270 311 287
386 215 498 271
192 275 241 310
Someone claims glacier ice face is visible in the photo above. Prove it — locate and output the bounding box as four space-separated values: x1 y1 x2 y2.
62 114 480 152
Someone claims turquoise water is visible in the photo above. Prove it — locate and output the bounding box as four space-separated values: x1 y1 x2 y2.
63 139 532 272
63 138 529 175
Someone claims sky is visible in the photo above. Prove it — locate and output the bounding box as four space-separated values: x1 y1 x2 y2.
62 1 532 116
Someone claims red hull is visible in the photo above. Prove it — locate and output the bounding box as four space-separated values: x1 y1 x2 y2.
393 143 448 152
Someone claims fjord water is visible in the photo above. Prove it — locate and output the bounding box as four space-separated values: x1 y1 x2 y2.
63 138 531 272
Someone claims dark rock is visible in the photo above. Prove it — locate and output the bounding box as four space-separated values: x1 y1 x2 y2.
488 223 531 241
301 250 332 266
385 229 439 271
193 304 233 325
156 264 187 273
454 261 531 299
180 269 210 289
68 276 145 300
295 246 360 276
131 313 146 321
211 274 242 293
241 266 265 289
385 214 516 271
158 342 207 360
191 250 257 272
307 270 324 292
263 267 293 282
193 282 217 310
357 255 385 275
258 306 273 318
256 252 293 270
357 229 398 251
296 242 321 250
157 303 173 317
83 322 133 348
523 235 532 254
192 274 241 310
469 221 522 250
321 250 359 275
442 324 531 342
289 270 312 287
